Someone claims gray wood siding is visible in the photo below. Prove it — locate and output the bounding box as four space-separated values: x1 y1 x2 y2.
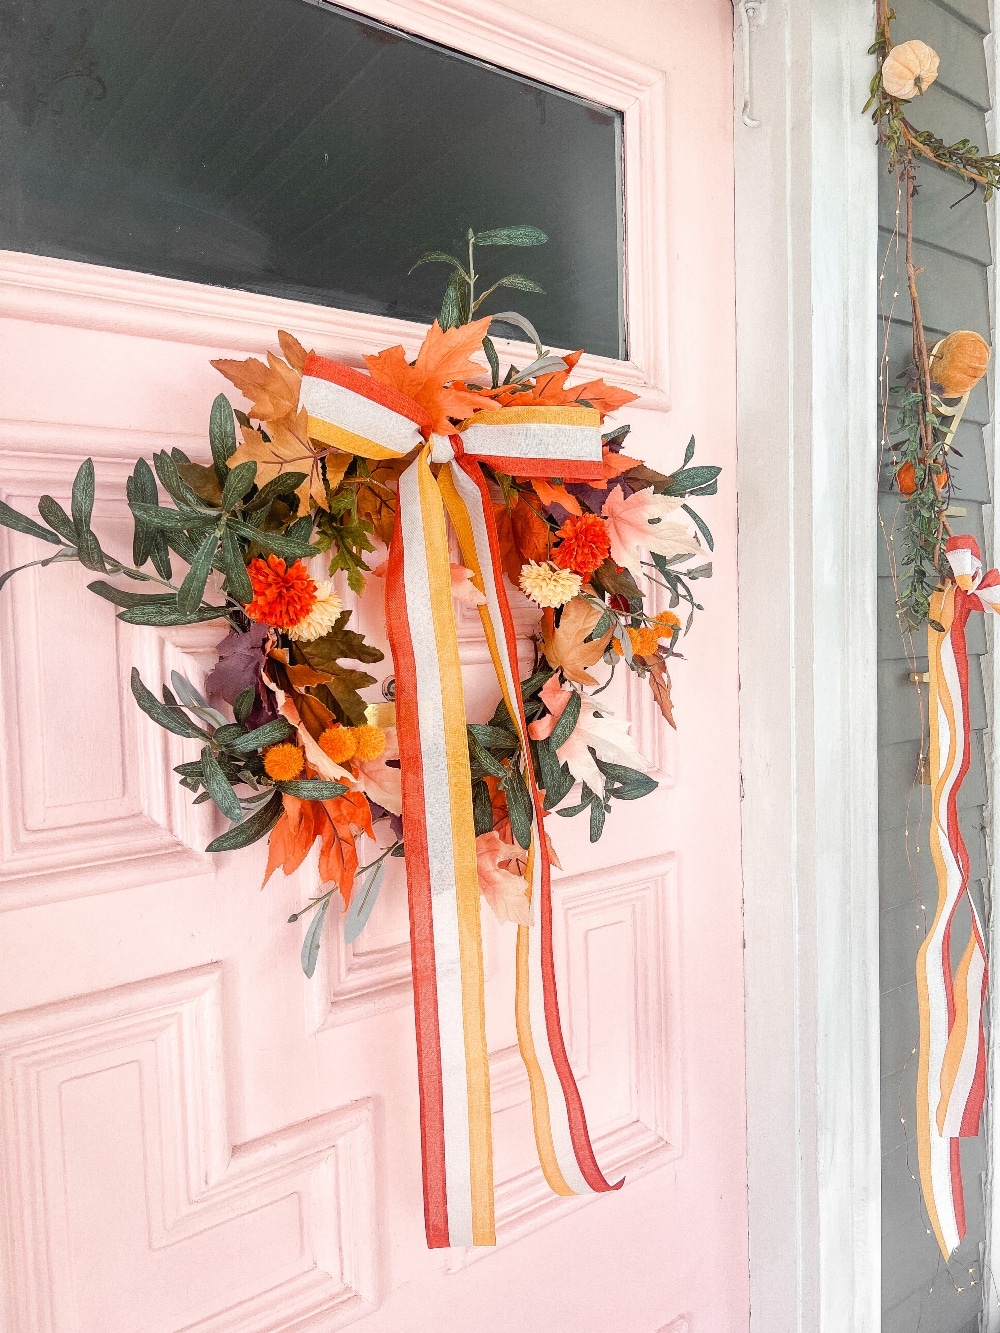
878 2 992 1329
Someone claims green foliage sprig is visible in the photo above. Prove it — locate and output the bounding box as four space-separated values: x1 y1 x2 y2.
885 380 950 628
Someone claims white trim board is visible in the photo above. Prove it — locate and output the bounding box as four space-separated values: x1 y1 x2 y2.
735 2 881 1330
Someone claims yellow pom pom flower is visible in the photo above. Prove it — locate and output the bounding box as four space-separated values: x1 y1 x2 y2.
352 724 387 762
263 743 305 781
518 560 582 609
318 725 358 764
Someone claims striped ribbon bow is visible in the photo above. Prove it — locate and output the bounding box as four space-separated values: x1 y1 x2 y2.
300 353 622 1248
918 534 998 1257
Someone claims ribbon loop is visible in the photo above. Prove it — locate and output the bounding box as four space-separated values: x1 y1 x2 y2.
299 352 618 1247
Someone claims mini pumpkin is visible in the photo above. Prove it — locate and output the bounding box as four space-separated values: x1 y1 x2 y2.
896 461 947 497
930 330 990 397
881 39 940 99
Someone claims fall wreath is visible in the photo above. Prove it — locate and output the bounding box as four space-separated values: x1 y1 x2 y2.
0 228 719 969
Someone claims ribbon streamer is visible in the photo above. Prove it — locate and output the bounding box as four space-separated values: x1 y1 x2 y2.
918 535 997 1257
300 354 622 1247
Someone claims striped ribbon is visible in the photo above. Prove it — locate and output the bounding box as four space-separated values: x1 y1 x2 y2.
300 354 622 1247
918 534 997 1257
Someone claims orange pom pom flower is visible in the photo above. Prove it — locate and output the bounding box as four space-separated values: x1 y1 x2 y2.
612 610 682 658
551 513 611 577
245 555 318 630
352 724 387 762
654 610 682 637
264 743 305 781
319 726 358 764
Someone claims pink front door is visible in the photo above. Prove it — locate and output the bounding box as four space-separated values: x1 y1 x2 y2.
0 3 746 1330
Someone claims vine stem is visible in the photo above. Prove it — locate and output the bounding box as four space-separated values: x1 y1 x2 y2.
904 163 953 568
904 168 935 448
900 122 989 186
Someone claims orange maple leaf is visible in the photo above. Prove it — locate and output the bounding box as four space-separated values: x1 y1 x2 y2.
510 493 551 567
263 789 376 905
601 445 643 480
263 794 323 886
317 792 375 905
481 349 639 422
527 477 582 516
364 319 492 435
277 329 308 373
493 503 524 588
212 348 302 425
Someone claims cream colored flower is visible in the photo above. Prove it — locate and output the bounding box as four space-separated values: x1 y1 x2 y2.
518 561 582 609
286 579 342 642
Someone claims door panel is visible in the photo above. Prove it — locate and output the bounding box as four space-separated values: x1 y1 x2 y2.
0 3 745 1330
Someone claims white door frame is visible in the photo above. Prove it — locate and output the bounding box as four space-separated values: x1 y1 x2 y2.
735 2 882 1330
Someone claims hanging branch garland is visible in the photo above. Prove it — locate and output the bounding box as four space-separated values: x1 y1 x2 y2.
867 10 1000 1270
867 3 993 626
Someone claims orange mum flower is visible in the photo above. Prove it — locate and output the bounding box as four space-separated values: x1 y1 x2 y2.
264 743 305 781
245 555 317 629
552 513 611 577
319 726 358 764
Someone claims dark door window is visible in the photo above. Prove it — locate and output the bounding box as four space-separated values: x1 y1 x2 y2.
0 0 626 357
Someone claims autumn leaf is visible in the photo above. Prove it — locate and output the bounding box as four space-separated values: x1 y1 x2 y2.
483 773 511 843
527 672 572 740
211 349 302 424
492 492 550 587
293 611 384 726
364 318 492 435
318 792 375 904
648 656 677 729
527 477 582 516
510 493 550 567
535 679 652 795
476 831 532 926
177 460 224 506
353 456 408 546
601 486 702 578
482 350 639 421
452 564 487 608
263 794 322 886
540 596 614 686
493 503 523 588
272 685 352 783
227 414 329 512
593 445 644 488
207 623 271 704
263 789 376 906
277 329 308 373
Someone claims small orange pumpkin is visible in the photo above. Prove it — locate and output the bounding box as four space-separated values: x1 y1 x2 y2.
930 330 990 397
896 461 947 496
881 39 940 99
